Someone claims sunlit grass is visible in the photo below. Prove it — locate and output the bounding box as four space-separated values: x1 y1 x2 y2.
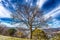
0 35 31 40
0 35 45 40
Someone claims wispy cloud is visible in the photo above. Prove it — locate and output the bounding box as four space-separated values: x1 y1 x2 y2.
0 3 12 18
0 22 27 28
48 19 60 28
43 5 60 21
0 0 60 28
37 0 47 8
0 0 1 2
42 5 60 28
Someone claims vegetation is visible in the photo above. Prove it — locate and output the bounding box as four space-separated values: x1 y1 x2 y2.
1 34 60 40
15 31 24 38
50 33 60 40
32 28 48 40
8 28 16 36
0 27 60 40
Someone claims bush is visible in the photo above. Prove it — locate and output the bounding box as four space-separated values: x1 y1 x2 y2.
8 28 16 36
50 33 60 40
15 31 24 38
32 28 48 40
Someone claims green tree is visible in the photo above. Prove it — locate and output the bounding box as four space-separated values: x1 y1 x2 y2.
8 28 16 36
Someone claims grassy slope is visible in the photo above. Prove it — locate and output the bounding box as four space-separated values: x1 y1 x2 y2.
0 35 31 40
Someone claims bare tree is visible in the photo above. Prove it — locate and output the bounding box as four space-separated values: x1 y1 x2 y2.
1 0 49 39
11 4 45 39
3 1 48 39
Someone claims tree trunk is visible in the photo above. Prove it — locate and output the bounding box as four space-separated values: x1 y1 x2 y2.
30 25 32 39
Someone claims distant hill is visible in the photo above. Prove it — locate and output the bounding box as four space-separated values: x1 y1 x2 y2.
43 28 60 33
43 28 60 37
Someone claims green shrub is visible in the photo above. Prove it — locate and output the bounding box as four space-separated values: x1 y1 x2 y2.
8 28 16 36
50 33 60 40
32 28 48 40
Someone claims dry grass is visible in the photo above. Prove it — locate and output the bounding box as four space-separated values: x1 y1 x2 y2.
0 35 32 40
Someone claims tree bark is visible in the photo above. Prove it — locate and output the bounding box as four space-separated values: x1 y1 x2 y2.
30 25 32 39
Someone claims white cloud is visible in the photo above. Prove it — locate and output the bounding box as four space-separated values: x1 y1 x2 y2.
0 21 13 27
51 20 60 28
26 0 31 3
0 22 27 28
48 19 60 28
0 4 12 18
26 0 28 2
0 0 1 2
42 5 60 28
37 0 47 8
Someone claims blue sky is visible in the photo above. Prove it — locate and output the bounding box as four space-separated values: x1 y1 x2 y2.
0 0 60 28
